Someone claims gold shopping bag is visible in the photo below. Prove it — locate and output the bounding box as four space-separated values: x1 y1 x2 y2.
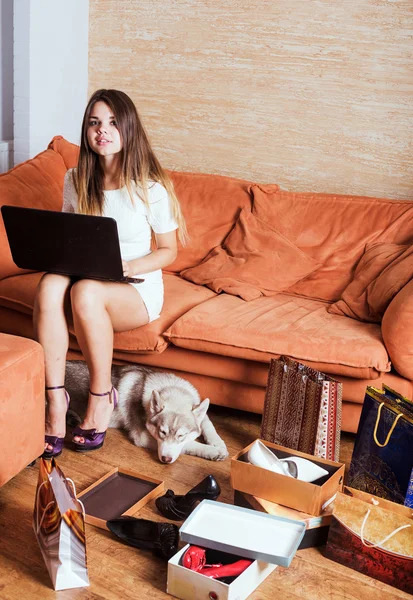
33 458 89 590
325 487 413 594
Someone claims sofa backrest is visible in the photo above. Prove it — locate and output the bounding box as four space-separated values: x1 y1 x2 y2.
252 186 413 302
48 137 254 274
0 136 254 281
3 135 412 305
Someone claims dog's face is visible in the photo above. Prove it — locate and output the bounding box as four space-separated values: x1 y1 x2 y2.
146 390 209 463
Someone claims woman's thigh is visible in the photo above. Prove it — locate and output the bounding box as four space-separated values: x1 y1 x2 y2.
70 279 149 332
36 273 72 310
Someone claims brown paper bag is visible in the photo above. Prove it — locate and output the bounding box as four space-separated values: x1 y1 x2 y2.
260 356 342 460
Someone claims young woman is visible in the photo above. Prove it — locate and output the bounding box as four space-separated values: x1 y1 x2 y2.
34 89 187 458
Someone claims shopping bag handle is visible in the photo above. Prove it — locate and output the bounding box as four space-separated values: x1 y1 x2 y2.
360 508 411 548
373 402 404 447
66 477 86 516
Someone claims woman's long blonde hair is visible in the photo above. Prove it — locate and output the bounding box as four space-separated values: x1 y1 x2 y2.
73 89 188 245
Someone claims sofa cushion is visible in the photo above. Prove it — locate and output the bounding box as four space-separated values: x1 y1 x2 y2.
48 135 80 169
180 208 320 301
0 149 68 280
164 293 391 375
328 243 408 322
165 171 255 273
0 272 216 354
382 278 413 380
251 185 413 302
368 244 413 320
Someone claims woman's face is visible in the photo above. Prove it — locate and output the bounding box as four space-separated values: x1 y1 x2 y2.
86 101 122 157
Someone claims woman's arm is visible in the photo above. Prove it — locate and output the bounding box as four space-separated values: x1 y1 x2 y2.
122 230 178 277
62 170 76 213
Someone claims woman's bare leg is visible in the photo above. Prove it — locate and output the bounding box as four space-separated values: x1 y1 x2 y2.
70 279 149 442
33 273 72 451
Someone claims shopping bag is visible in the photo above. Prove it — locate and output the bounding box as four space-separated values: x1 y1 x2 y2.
325 487 413 594
33 458 90 590
347 385 413 507
260 356 342 461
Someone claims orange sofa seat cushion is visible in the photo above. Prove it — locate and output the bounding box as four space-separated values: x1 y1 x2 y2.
164 293 391 375
181 208 320 301
0 149 68 280
251 185 413 302
0 272 216 354
328 242 413 322
165 171 255 273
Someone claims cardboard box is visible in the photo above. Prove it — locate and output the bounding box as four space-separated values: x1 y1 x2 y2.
234 490 333 549
167 500 305 600
231 439 345 516
77 467 164 530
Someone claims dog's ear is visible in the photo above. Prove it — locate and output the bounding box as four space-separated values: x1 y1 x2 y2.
192 398 210 423
149 390 164 415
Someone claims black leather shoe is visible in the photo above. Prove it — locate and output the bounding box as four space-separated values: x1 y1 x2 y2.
106 516 179 560
155 475 221 521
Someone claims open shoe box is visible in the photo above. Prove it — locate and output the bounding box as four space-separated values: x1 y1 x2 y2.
167 500 305 600
77 467 164 530
234 490 333 549
231 439 345 516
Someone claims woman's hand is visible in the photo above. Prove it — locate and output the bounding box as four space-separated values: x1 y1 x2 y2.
122 260 131 277
125 232 178 278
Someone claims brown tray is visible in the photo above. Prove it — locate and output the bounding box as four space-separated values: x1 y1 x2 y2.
77 467 164 530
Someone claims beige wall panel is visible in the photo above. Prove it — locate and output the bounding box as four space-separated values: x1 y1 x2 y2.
89 0 413 199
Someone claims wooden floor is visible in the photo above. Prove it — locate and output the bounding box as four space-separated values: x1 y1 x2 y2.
0 405 410 600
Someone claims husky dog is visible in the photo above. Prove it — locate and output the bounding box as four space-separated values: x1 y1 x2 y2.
65 361 229 464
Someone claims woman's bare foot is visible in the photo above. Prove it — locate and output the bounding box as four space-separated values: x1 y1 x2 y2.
44 388 69 452
73 388 115 444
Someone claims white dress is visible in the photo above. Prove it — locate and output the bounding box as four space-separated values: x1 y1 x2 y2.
62 169 178 322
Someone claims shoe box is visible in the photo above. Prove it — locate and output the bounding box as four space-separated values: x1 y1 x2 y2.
233 490 333 549
167 500 305 600
231 439 345 516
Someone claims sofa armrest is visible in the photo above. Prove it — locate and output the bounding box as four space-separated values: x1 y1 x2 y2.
382 278 413 380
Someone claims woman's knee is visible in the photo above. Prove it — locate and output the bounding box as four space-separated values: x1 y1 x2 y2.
36 273 71 310
70 279 104 316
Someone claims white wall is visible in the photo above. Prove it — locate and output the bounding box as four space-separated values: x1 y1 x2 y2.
14 0 89 164
0 0 14 142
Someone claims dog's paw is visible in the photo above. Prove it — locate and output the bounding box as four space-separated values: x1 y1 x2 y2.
208 445 229 461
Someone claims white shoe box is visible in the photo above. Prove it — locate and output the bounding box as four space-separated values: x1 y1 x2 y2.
167 500 305 600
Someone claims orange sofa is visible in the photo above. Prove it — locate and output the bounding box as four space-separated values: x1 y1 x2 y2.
1 136 413 434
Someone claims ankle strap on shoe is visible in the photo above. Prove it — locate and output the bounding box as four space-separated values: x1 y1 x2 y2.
46 385 65 391
89 387 114 404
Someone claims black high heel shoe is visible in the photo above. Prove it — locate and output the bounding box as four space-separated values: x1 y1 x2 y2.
155 475 221 521
106 516 179 560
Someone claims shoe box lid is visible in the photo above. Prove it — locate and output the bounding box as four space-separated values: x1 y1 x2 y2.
179 500 305 568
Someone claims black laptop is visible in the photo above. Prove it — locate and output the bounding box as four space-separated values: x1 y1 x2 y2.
1 205 144 284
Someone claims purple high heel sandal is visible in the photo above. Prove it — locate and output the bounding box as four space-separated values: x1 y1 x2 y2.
72 387 118 452
42 385 70 460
